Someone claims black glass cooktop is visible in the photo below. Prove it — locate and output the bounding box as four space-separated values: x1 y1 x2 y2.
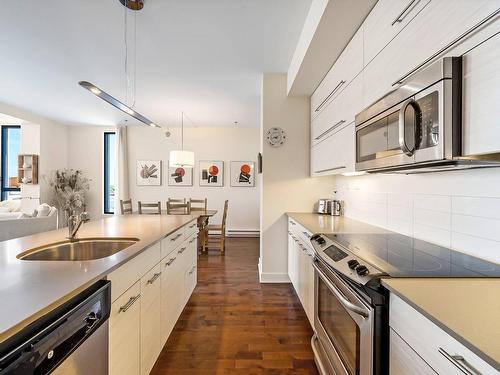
324 232 500 278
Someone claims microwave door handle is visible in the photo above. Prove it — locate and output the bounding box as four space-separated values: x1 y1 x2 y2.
398 98 419 156
312 261 369 318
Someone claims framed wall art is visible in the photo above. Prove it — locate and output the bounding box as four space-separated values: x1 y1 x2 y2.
137 160 161 186
230 161 255 187
199 161 224 187
168 164 193 186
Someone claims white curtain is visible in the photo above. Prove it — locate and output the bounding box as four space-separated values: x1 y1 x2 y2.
115 125 130 214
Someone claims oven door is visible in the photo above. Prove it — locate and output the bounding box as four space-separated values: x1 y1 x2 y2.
312 260 373 375
355 80 444 172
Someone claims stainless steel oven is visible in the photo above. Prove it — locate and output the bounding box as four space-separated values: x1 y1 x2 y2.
312 259 374 375
355 56 500 173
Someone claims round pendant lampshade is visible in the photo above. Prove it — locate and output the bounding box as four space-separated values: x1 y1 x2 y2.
169 150 195 168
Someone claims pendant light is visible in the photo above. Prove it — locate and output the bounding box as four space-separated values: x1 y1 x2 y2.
79 0 160 128
169 112 195 168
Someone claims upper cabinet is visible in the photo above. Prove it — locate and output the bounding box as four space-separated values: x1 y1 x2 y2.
311 28 363 122
309 0 500 175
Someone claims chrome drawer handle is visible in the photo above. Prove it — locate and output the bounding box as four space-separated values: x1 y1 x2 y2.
189 266 196 275
165 257 176 266
289 221 296 225
170 233 182 241
189 237 196 244
314 120 346 141
189 223 197 228
314 165 346 173
438 348 481 375
314 80 346 112
147 272 161 285
302 231 311 238
178 247 187 254
391 0 420 26
119 294 140 313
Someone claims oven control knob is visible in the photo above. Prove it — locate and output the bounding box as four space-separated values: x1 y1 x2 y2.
356 265 369 276
316 237 326 245
347 260 359 269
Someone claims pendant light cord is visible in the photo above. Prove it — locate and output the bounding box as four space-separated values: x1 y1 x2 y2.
123 0 137 108
181 111 184 150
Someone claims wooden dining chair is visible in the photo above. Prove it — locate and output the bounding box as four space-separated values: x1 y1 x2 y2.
167 198 191 215
205 200 229 254
138 201 161 215
120 199 133 215
189 198 207 212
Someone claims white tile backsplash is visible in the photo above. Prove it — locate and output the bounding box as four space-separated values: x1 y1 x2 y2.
335 172 500 264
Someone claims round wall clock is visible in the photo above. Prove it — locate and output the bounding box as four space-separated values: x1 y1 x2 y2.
266 127 286 147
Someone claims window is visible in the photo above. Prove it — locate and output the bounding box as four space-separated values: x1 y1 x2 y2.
104 132 117 214
1 126 21 201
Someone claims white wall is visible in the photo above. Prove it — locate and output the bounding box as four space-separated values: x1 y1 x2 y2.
127 126 260 233
335 170 500 264
67 126 115 220
260 74 335 282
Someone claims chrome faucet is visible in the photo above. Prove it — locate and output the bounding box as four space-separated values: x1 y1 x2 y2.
67 212 90 241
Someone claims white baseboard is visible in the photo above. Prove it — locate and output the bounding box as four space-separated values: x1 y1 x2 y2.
259 271 291 283
226 228 260 237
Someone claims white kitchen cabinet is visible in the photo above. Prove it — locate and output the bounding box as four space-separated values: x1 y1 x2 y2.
363 0 431 66
362 0 498 108
160 251 183 346
109 281 141 375
140 263 162 375
462 32 500 156
311 27 363 121
311 121 355 176
390 294 497 375
390 328 437 375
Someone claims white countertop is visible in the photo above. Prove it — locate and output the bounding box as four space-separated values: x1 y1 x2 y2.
0 214 198 343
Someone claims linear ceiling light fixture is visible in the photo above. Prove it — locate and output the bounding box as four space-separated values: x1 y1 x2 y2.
79 0 161 128
169 112 195 168
79 81 160 128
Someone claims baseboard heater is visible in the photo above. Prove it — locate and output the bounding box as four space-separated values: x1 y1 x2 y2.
226 229 260 237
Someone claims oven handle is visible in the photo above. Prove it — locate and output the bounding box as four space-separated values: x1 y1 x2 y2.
312 261 369 319
398 98 420 156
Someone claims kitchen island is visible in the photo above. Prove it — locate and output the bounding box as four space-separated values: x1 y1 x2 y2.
0 214 199 344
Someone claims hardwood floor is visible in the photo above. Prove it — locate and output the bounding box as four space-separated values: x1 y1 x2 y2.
151 237 319 375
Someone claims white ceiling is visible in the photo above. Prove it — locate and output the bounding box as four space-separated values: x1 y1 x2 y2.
0 0 311 128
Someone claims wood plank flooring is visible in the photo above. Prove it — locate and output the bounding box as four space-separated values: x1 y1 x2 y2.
151 237 319 375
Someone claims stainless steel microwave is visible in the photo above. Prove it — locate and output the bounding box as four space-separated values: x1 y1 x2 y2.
355 57 500 173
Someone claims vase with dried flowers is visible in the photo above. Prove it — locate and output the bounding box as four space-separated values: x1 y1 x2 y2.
47 169 90 225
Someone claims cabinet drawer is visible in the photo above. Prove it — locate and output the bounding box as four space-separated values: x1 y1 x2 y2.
311 75 361 144
184 219 198 237
363 0 431 66
390 294 497 375
390 328 437 375
161 227 185 258
108 242 161 302
311 27 363 120
184 262 197 305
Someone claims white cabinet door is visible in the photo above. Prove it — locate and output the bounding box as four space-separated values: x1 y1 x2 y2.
390 328 437 375
184 263 197 306
109 281 141 375
160 253 182 346
363 0 431 66
462 32 500 156
363 0 498 108
140 264 162 375
311 27 363 120
305 252 315 327
311 121 355 176
288 233 299 290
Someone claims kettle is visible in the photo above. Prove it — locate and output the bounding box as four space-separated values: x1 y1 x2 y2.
316 199 333 215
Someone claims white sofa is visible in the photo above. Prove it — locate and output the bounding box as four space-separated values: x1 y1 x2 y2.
0 203 58 242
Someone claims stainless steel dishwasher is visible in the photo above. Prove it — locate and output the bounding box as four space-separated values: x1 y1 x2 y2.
0 280 111 375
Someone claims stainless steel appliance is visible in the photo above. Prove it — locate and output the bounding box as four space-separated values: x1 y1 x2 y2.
317 199 334 215
331 199 342 216
309 231 500 375
355 56 500 173
0 280 111 375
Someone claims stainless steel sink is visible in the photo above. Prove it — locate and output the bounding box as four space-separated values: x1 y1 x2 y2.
17 238 140 261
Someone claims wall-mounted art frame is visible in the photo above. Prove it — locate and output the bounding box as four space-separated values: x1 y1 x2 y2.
230 161 255 187
137 160 161 186
168 164 193 186
199 161 224 187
